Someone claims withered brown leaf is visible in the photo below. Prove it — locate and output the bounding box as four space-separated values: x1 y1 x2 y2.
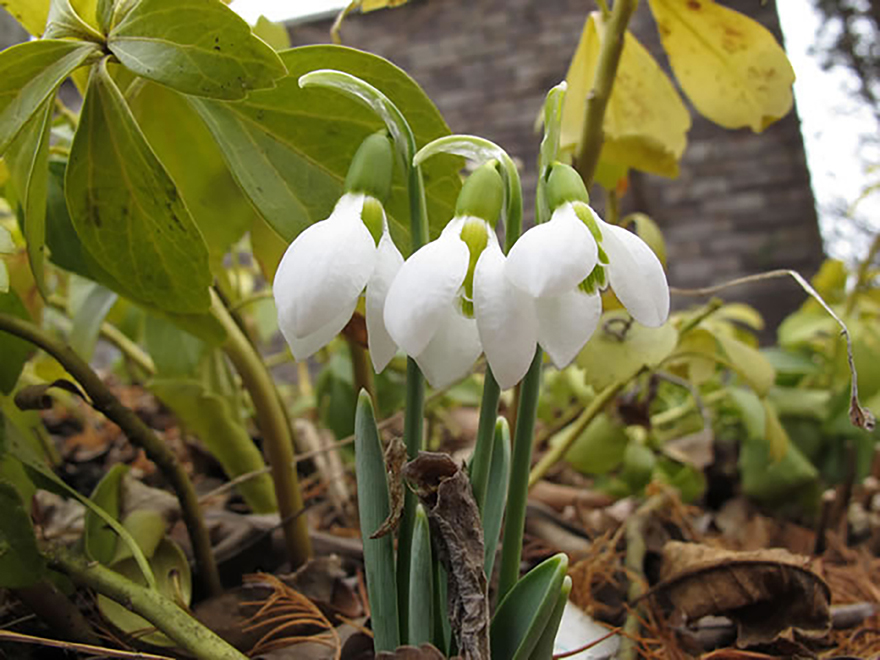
370 436 408 540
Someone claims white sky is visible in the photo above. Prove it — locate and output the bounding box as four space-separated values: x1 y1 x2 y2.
230 0 880 262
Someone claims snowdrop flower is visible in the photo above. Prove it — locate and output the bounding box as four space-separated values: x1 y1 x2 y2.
496 163 668 384
274 134 403 372
384 164 504 389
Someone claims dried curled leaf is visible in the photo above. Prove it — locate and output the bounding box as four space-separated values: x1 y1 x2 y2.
403 452 489 660
654 541 831 646
14 379 88 410
370 436 407 539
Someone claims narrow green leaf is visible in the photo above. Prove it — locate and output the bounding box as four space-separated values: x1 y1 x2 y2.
408 503 434 647
112 509 166 563
107 0 286 100
190 45 461 250
0 39 99 154
0 479 46 588
84 463 128 565
96 0 113 33
4 97 53 299
483 417 510 579
528 576 571 660
127 82 257 272
354 390 400 653
66 59 212 314
150 378 276 513
69 282 118 361
491 553 569 660
0 289 33 394
44 0 103 40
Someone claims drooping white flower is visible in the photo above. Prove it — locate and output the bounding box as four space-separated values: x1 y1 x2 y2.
274 192 403 372
383 216 483 389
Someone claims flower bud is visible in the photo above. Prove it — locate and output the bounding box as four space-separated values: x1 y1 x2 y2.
545 163 589 210
455 162 504 223
344 132 394 202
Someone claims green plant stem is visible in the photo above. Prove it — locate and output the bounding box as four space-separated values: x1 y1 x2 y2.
469 368 501 511
211 292 312 569
49 548 247 660
528 377 629 487
348 336 376 402
497 348 543 602
100 322 156 376
0 312 221 596
575 0 639 186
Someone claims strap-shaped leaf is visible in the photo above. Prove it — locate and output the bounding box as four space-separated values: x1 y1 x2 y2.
107 0 286 100
0 39 100 154
189 45 461 250
354 390 400 653
528 576 571 660
4 96 54 299
66 59 212 314
483 418 510 579
408 503 434 646
491 553 569 660
44 0 103 40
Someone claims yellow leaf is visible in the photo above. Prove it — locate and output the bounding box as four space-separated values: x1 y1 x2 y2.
561 12 690 179
360 0 410 12
674 327 717 385
1 0 50 36
762 398 789 462
717 333 776 396
646 0 795 132
626 212 667 266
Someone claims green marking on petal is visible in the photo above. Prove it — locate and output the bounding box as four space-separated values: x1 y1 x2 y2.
574 202 604 243
362 197 385 246
459 217 490 318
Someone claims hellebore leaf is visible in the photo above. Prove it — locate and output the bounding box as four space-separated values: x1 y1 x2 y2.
84 463 128 565
0 479 46 588
0 39 99 154
577 310 678 390
561 12 690 179
190 45 461 252
68 281 118 361
360 0 411 12
107 0 287 100
66 60 212 314
0 0 50 35
253 15 291 51
43 0 103 40
646 0 795 131
716 332 776 397
127 81 258 272
4 96 53 299
0 289 32 394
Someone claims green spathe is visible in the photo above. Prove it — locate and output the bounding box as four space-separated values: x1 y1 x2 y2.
455 161 504 221
545 162 589 210
345 132 395 202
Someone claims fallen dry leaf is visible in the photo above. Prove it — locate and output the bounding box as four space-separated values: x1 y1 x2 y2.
403 452 488 660
370 436 407 539
654 541 831 647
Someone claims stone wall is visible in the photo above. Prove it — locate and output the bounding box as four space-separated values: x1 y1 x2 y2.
291 0 825 331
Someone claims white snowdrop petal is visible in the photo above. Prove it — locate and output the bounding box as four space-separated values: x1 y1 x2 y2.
474 241 538 390
415 307 482 390
366 231 404 372
273 193 376 338
505 203 597 298
283 295 359 361
600 221 670 327
384 220 470 357
536 289 602 368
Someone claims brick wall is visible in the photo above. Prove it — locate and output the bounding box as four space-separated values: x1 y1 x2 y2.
291 0 825 332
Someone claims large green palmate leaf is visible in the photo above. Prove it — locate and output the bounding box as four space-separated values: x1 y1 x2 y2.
127 81 259 272
66 59 212 314
107 0 286 100
190 45 462 252
4 97 53 298
0 39 100 154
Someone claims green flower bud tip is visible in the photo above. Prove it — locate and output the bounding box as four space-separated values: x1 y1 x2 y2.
459 218 490 318
455 161 504 222
546 163 589 210
345 132 394 202
361 197 385 246
574 203 603 243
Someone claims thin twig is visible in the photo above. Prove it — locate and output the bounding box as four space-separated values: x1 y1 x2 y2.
0 630 174 659
672 269 875 432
